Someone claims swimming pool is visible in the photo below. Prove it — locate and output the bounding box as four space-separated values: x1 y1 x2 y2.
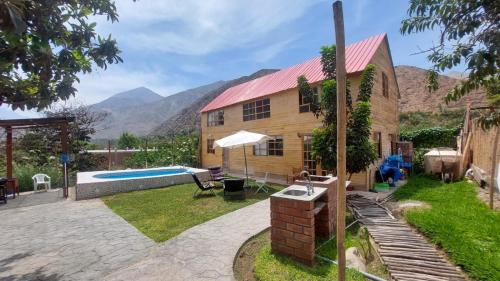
93 168 188 179
75 166 209 200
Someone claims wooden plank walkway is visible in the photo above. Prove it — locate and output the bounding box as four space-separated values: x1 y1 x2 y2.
347 195 466 281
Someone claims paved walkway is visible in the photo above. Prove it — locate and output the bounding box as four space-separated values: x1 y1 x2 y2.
0 196 155 281
105 199 271 281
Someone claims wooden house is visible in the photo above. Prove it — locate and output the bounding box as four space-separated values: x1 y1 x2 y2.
200 34 399 190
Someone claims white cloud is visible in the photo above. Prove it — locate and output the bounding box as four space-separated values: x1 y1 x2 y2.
253 36 300 63
96 0 324 55
71 65 187 105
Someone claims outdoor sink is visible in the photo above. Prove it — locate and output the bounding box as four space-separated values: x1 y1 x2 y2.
272 184 327 202
283 189 307 196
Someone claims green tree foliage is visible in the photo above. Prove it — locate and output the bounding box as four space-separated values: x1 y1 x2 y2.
124 135 199 168
0 0 126 110
300 45 377 178
117 132 141 149
401 0 500 128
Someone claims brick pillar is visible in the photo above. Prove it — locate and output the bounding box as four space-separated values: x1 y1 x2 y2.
270 197 315 266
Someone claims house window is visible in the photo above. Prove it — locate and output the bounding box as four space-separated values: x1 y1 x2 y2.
382 72 389 98
303 135 316 175
299 86 319 113
207 110 224 127
253 136 283 156
373 132 382 158
243 98 270 121
207 138 215 154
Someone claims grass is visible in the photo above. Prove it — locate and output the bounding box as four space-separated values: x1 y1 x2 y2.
253 213 389 281
102 181 284 242
393 176 500 281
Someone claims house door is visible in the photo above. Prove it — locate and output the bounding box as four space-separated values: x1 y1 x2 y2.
222 148 230 170
303 135 317 175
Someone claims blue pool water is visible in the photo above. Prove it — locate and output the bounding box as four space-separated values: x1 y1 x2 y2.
93 168 188 179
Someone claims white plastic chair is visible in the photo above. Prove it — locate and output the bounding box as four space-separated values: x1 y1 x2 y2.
254 172 270 194
32 174 51 191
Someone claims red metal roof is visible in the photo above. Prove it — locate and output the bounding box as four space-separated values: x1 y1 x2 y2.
201 33 386 113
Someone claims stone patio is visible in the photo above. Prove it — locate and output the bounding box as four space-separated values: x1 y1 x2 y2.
0 192 155 281
0 190 272 281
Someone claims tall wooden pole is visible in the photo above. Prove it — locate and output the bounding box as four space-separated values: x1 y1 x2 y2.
6 126 13 179
490 125 499 209
108 140 112 170
333 1 347 280
61 122 69 198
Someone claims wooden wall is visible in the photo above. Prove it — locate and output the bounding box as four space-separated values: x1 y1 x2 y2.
470 122 500 183
200 39 399 191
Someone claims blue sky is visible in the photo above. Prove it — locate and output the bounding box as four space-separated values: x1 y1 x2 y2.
3 0 450 117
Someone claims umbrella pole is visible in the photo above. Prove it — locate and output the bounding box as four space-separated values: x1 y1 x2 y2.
243 145 249 187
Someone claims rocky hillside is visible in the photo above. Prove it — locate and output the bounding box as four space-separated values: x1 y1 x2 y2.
91 82 226 139
150 69 279 135
396 65 487 112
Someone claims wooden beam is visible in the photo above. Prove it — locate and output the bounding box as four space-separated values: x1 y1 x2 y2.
0 116 75 127
6 126 13 179
333 1 347 281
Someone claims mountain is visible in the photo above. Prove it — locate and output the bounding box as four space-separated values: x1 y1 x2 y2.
396 65 487 113
91 82 226 139
92 87 164 111
151 69 279 136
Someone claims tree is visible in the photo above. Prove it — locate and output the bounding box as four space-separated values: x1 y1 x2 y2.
117 132 140 149
15 104 108 171
401 0 499 128
0 0 125 110
300 45 377 179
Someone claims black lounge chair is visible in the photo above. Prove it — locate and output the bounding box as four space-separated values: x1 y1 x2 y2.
223 179 245 199
191 173 216 198
208 166 229 182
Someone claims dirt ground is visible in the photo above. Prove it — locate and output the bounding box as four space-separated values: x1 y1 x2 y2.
233 231 269 281
475 183 500 210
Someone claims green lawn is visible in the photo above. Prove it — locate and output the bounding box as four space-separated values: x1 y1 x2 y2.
254 214 389 281
394 176 500 281
102 182 284 242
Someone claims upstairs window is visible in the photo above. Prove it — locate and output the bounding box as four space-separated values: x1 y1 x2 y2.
253 136 283 156
243 98 270 121
207 138 215 154
382 72 389 98
299 86 319 113
207 110 224 127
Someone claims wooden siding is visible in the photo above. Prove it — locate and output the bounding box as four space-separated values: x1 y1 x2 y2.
201 40 399 191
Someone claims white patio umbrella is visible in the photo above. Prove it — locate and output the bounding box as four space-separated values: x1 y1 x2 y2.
214 130 272 186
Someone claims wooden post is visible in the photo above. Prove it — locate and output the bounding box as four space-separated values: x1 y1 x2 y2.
490 125 499 209
108 140 112 170
6 126 13 179
333 1 347 280
60 122 69 198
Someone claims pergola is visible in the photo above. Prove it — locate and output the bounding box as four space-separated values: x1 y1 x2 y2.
0 117 75 198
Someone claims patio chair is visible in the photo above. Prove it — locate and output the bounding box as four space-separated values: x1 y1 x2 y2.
208 166 229 182
191 173 216 198
223 179 245 199
254 172 270 194
32 174 51 191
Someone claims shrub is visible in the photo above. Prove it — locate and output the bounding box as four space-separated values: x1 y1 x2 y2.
400 126 460 149
14 164 63 192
